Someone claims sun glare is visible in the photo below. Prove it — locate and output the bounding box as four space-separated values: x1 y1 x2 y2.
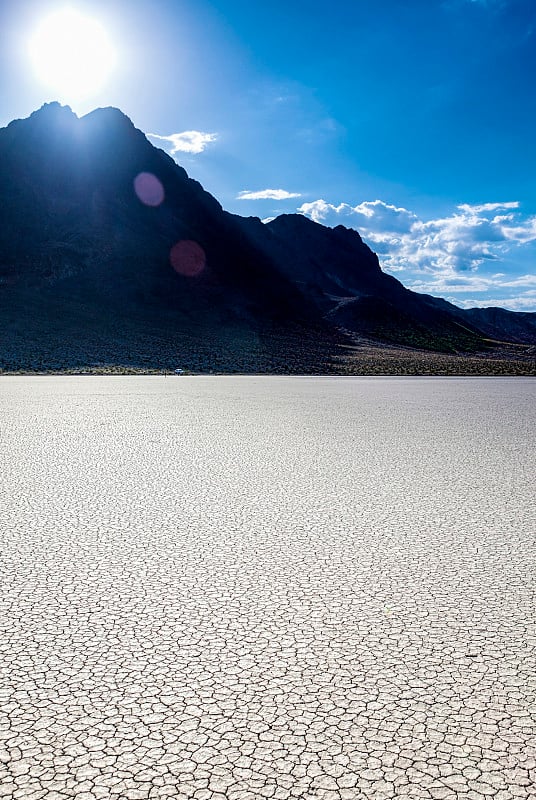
29 8 116 100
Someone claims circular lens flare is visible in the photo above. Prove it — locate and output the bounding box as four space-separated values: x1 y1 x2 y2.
134 172 165 207
170 240 206 277
29 9 116 100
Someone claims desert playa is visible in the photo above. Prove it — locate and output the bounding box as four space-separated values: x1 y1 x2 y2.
1 377 535 799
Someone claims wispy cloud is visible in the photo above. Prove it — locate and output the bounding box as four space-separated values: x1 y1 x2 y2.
147 131 217 154
457 201 519 214
442 0 511 21
449 0 506 8
453 291 536 312
237 189 301 200
408 274 536 294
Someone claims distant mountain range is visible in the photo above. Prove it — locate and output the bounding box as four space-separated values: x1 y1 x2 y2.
1 102 535 373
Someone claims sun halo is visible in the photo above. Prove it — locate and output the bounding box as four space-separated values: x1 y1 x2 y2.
29 8 116 101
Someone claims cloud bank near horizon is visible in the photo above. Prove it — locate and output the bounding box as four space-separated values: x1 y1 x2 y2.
297 199 536 311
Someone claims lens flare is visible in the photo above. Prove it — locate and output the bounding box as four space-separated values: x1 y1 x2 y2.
134 172 164 207
170 240 206 277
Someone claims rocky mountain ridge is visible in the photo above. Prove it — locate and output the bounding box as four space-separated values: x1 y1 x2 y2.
0 102 535 373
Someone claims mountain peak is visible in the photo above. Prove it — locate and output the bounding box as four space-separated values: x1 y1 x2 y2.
81 105 135 128
22 103 135 135
1 102 535 372
31 101 78 121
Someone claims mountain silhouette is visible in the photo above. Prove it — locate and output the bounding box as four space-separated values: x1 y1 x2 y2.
1 102 535 373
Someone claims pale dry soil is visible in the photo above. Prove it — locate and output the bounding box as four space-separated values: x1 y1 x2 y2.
0 377 535 800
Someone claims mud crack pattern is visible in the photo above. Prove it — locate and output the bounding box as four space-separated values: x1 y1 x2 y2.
1 377 535 800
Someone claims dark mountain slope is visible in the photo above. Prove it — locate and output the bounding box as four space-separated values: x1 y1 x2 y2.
235 213 520 351
1 103 341 371
0 103 535 372
0 102 311 321
463 307 536 344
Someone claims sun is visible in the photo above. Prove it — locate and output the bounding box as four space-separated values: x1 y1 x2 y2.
29 8 116 101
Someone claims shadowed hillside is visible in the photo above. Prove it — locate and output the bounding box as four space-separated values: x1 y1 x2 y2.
1 103 535 374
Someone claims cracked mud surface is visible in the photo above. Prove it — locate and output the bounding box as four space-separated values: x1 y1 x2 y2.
1 376 535 800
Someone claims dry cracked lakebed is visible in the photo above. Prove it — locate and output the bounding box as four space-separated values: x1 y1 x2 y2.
0 376 535 800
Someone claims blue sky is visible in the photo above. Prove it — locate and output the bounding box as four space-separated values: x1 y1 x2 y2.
1 0 535 310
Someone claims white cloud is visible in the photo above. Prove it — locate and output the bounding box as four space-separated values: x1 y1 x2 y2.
497 274 536 288
408 274 536 295
297 198 536 310
147 131 217 154
237 189 302 200
299 199 347 223
298 198 536 274
454 291 536 312
299 199 418 233
499 217 536 244
457 201 519 214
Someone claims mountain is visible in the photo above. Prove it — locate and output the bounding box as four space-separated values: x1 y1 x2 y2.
0 102 535 374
